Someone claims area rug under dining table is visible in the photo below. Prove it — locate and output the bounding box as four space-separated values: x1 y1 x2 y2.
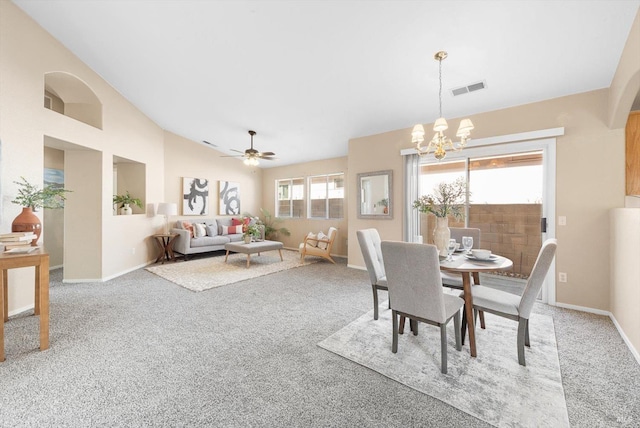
318 304 569 428
146 249 315 292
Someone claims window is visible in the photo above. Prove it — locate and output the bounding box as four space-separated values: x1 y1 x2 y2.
308 173 344 219
276 178 304 218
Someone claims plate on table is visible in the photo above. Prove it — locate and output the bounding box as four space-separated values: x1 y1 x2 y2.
464 254 499 262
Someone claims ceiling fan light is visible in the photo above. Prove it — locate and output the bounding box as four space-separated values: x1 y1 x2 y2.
243 158 251 166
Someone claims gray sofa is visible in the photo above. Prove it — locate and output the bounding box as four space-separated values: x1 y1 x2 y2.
171 218 249 259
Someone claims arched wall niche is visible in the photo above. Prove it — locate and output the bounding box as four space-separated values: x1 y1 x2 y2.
44 71 103 129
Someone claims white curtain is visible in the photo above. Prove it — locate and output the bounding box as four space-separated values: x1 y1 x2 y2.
403 153 420 242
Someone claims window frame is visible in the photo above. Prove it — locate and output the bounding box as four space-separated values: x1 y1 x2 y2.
275 177 304 218
307 172 345 220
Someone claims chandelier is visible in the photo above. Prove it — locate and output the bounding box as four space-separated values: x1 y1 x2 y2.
411 51 474 160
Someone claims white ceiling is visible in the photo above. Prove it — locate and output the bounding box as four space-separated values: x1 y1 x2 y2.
14 0 640 167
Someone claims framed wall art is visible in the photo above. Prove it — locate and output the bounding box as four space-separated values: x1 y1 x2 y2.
182 177 209 215
219 181 240 215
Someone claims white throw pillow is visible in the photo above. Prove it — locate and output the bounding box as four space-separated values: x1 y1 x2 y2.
317 231 328 250
194 223 207 238
306 232 318 247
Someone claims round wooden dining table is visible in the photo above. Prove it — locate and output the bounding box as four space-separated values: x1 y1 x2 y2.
439 253 513 358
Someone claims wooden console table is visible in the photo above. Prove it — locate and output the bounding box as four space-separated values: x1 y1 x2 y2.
0 247 49 362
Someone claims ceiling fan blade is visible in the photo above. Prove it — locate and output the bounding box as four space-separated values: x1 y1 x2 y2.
220 154 243 158
261 156 277 160
260 151 276 157
230 149 245 154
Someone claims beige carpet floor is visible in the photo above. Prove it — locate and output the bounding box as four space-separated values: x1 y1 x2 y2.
146 249 316 291
318 303 569 428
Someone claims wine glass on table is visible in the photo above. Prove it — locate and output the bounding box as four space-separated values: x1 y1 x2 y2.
446 239 457 261
462 236 473 254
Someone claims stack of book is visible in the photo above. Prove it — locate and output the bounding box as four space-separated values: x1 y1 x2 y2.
0 232 36 250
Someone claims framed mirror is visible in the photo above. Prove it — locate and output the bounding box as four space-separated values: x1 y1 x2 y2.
357 170 392 219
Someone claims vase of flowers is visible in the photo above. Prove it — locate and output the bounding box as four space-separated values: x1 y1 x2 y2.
413 177 466 256
11 176 72 246
243 223 261 243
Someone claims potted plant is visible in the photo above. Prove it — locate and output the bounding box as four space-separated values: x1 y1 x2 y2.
378 198 389 214
11 176 72 245
257 208 290 240
243 223 262 244
113 191 143 215
413 177 467 256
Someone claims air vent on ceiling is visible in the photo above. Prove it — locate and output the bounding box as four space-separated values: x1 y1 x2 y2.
451 81 487 96
202 140 218 147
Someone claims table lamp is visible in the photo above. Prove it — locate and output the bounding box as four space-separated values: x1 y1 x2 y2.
157 202 178 234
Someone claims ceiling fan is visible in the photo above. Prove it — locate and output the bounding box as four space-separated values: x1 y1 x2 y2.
222 130 276 166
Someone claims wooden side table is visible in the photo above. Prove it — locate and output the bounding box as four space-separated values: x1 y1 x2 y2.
0 247 49 362
152 234 178 264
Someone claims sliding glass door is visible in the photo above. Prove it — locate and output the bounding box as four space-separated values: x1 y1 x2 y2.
416 141 554 302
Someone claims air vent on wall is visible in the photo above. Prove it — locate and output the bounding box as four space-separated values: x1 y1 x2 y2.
451 81 487 96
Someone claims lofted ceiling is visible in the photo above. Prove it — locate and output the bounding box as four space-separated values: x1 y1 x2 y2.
13 0 640 167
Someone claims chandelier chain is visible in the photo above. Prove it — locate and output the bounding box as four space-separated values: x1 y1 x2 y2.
410 50 473 160
438 57 443 118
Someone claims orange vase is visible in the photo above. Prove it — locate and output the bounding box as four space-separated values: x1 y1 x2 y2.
11 207 41 246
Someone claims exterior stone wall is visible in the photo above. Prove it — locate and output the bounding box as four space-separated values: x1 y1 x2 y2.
421 203 542 277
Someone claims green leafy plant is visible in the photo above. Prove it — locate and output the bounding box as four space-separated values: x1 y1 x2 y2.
243 208 291 240
12 176 72 211
378 198 389 207
413 177 467 220
113 191 143 209
243 223 262 239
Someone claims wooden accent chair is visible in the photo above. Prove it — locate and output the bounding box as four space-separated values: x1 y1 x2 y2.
381 241 464 374
463 239 557 366
299 227 338 264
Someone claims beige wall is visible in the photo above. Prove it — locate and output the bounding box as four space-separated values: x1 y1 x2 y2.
349 89 624 313
608 9 640 129
163 131 263 224
348 130 405 267
1 1 163 310
610 209 640 358
608 10 640 357
261 157 348 256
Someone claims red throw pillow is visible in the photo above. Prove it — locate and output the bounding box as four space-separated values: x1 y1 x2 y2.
221 225 242 235
231 218 243 226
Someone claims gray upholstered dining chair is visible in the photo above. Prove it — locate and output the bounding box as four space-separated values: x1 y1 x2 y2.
441 227 487 329
440 227 482 290
381 241 464 374
356 229 387 320
463 239 557 366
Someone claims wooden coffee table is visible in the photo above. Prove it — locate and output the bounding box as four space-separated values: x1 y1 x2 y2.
224 240 284 268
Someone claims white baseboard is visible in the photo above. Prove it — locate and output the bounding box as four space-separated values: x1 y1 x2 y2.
347 264 366 271
8 304 34 317
609 313 640 365
49 264 63 271
553 301 610 316
62 261 154 283
548 302 639 365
